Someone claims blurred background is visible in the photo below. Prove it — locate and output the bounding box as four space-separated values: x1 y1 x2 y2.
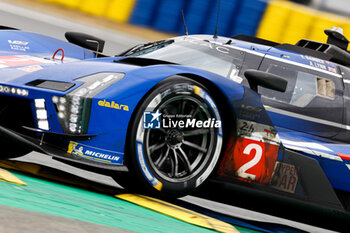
10 0 350 46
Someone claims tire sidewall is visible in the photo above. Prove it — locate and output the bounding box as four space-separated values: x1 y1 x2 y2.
128 77 223 197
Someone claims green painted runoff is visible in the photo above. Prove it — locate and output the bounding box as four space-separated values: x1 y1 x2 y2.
0 171 260 233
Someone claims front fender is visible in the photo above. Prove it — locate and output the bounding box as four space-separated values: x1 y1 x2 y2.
85 65 246 163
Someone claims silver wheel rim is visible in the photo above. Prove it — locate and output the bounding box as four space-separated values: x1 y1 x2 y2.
144 94 217 183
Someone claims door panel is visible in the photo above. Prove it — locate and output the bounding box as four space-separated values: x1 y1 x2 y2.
258 58 344 139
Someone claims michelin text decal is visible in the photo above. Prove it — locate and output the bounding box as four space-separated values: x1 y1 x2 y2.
67 141 122 165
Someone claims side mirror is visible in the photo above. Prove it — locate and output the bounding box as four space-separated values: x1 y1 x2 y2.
244 69 287 92
65 32 105 53
0 25 18 30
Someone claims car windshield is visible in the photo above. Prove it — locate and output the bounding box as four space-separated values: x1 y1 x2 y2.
121 39 235 78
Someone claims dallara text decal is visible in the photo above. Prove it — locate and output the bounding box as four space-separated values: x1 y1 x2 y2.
98 99 129 111
67 141 122 165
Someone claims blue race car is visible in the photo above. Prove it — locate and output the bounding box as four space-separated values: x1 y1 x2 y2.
1 26 350 211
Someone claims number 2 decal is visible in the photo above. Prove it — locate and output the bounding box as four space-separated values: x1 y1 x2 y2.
235 143 262 180
217 121 280 184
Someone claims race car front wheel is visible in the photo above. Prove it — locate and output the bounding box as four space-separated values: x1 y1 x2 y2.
116 77 223 198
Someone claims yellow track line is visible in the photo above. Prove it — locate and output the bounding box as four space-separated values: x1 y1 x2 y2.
116 193 239 233
0 168 26 185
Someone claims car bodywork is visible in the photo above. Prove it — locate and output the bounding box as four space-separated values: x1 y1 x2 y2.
0 28 349 211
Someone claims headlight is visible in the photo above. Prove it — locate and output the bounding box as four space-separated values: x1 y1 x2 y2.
52 72 124 134
35 98 49 130
0 85 29 96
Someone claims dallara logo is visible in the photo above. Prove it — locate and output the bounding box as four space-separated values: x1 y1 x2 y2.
98 99 129 111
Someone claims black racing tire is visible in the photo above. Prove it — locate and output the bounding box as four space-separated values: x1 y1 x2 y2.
114 77 224 198
0 139 31 159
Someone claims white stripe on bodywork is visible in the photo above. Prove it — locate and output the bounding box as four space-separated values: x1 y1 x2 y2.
281 139 333 152
265 106 350 130
281 138 342 161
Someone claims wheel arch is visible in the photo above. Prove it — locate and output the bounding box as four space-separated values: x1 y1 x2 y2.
123 73 235 166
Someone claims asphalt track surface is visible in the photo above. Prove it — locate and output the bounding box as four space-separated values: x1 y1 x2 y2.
0 1 338 232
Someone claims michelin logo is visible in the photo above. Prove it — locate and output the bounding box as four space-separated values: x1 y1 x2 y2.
84 150 120 162
67 141 122 164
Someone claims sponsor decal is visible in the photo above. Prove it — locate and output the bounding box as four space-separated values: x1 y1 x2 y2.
264 128 277 138
187 39 230 54
239 104 262 120
270 162 298 193
98 99 129 111
17 65 43 72
8 40 28 45
67 141 122 164
301 55 326 70
237 119 280 144
8 40 30 51
241 104 262 112
301 54 338 73
136 142 163 191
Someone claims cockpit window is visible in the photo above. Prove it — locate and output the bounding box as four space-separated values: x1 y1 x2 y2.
120 39 238 78
289 72 317 107
259 64 335 107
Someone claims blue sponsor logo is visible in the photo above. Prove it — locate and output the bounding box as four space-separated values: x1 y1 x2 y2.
143 110 161 129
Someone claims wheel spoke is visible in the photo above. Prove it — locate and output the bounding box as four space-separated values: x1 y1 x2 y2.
149 142 166 153
171 149 179 177
178 147 192 173
155 147 170 168
183 129 209 137
189 106 199 117
169 155 175 178
183 140 208 153
180 100 187 115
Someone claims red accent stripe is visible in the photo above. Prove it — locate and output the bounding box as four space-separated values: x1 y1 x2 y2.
337 153 350 161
